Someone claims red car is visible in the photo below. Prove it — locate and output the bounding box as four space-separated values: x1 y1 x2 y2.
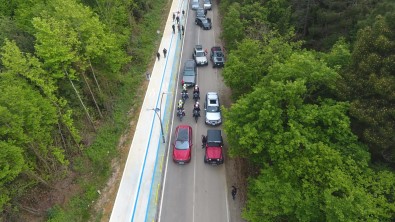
173 125 193 164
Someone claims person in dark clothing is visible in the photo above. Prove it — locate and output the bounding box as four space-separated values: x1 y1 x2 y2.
231 186 237 200
172 24 175 33
177 24 181 33
176 16 180 24
173 13 175 21
163 48 167 58
182 10 185 16
182 25 185 35
201 135 207 148
157 52 160 60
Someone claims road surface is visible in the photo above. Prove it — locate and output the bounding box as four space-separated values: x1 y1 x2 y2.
159 1 231 222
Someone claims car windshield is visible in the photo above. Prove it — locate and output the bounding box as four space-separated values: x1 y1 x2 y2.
184 70 195 76
207 105 220 112
215 52 223 57
196 52 205 57
207 142 220 147
176 129 190 150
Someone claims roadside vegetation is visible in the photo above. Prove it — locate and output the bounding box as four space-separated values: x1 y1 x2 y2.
0 0 167 220
219 0 395 221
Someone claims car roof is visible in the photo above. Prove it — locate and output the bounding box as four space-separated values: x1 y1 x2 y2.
207 92 218 99
177 125 191 140
185 59 196 68
207 130 222 143
211 46 222 52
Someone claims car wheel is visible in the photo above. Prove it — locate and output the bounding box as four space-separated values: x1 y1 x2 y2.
195 21 198 25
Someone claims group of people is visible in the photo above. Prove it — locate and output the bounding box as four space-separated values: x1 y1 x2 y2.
177 84 200 117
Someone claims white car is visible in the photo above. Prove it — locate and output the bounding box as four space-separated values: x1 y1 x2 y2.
203 0 212 10
204 92 222 125
193 45 208 66
191 0 199 10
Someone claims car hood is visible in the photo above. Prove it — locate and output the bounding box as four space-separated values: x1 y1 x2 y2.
203 23 211 28
214 57 224 63
183 75 196 84
206 111 221 121
173 149 190 161
206 146 222 158
196 57 207 63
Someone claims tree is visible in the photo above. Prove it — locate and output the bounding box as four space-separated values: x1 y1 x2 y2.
1 39 80 152
222 3 244 50
340 15 395 162
222 34 300 99
0 141 25 212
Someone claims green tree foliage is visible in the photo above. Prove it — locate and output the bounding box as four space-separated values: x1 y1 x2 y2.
320 38 351 70
222 34 300 98
224 50 395 221
289 0 378 49
222 3 244 49
267 51 339 102
0 141 25 212
0 73 66 211
223 44 395 220
339 15 395 162
0 16 35 53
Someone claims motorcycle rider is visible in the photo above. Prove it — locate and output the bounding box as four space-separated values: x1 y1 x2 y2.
193 101 201 117
193 85 200 100
178 99 183 110
182 83 187 93
193 85 200 93
178 108 185 116
181 91 189 100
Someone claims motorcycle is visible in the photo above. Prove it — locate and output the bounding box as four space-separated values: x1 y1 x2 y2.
181 91 189 102
177 109 185 121
193 109 200 123
193 91 200 102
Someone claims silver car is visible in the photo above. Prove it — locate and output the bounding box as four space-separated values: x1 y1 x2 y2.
204 0 212 10
191 0 199 10
204 92 222 125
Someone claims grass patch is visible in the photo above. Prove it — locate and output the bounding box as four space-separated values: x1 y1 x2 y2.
46 0 170 221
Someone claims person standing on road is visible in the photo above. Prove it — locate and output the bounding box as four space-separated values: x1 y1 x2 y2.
157 52 160 61
182 10 185 17
172 24 175 33
231 186 238 200
177 24 181 33
163 48 167 58
176 15 180 24
201 135 207 148
182 25 185 35
173 13 175 21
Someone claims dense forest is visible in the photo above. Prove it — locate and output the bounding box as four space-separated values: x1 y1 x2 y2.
220 0 395 221
0 0 168 220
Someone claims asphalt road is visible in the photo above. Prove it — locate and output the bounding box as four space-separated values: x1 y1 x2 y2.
158 1 231 222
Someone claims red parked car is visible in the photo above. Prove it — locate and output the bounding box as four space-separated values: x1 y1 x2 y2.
173 125 193 164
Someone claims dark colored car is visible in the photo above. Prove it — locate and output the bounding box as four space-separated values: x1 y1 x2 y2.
182 59 197 87
210 46 225 68
196 7 207 18
195 17 212 30
204 130 224 165
173 125 193 164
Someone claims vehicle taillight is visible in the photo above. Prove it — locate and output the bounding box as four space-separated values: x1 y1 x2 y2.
181 80 184 85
